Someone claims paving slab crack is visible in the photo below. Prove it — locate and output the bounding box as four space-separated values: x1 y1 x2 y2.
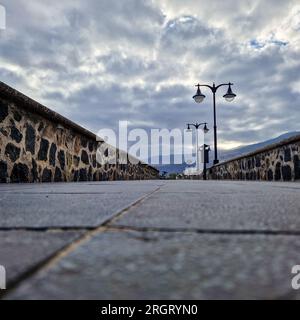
105 225 300 237
0 227 95 232
0 186 162 298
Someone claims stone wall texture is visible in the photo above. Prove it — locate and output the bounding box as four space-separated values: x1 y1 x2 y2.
208 135 300 182
0 82 159 183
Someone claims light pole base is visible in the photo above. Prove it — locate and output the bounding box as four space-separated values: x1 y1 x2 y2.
213 160 219 165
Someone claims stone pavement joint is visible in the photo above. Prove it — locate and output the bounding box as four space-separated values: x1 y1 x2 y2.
1 180 300 299
0 184 162 299
105 225 300 237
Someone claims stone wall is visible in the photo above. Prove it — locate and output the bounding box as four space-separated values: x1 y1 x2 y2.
0 82 159 183
208 135 300 181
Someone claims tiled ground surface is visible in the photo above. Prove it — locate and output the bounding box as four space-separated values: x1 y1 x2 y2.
1 180 300 299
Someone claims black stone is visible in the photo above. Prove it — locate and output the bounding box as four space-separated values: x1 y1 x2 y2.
38 122 44 132
73 170 79 182
79 168 88 181
92 155 97 168
25 124 36 154
10 126 23 143
49 143 57 167
247 159 252 170
0 101 9 122
81 138 88 148
32 159 38 182
11 163 29 183
42 168 52 182
88 166 93 181
275 163 281 181
5 143 21 162
81 150 89 165
58 150 65 170
0 160 8 183
93 172 98 181
284 148 292 162
294 155 300 180
88 141 94 152
267 169 273 181
54 167 62 182
38 139 49 161
282 165 292 181
13 111 22 122
255 156 261 168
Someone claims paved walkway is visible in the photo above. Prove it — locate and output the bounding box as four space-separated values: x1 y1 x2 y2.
1 180 300 299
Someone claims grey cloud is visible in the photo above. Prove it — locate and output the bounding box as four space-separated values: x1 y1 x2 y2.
0 0 300 152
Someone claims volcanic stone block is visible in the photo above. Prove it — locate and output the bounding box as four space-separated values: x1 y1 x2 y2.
282 165 292 181
73 170 79 182
10 126 23 143
88 141 95 152
284 148 291 162
294 155 300 180
255 156 261 167
0 101 9 122
0 160 8 183
5 143 21 162
31 159 38 182
13 111 22 122
54 167 62 182
38 139 49 161
58 150 65 170
42 168 52 182
81 150 89 165
81 137 88 148
275 163 281 181
10 163 29 183
49 143 57 167
79 168 88 182
268 169 273 181
25 124 36 155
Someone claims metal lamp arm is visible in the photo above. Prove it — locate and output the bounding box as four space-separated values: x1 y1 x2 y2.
215 83 233 91
187 123 207 129
198 84 214 91
199 83 233 93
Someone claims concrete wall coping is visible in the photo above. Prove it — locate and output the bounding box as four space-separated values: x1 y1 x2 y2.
213 134 300 168
0 81 159 173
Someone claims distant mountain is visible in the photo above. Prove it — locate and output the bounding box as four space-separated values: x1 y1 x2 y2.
219 131 300 163
152 131 300 174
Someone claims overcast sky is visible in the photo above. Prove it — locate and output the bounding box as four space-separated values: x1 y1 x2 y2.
1 0 300 150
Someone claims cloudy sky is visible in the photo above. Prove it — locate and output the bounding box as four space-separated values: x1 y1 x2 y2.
1 0 300 151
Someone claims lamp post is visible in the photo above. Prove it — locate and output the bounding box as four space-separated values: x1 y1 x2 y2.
187 122 209 179
193 82 236 165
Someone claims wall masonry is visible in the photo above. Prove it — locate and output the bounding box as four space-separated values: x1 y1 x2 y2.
208 135 300 182
0 82 159 183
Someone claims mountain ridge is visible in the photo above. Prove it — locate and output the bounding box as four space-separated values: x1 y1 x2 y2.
153 131 300 174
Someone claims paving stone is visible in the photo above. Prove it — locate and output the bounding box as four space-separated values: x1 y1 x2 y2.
0 230 82 285
5 230 300 300
0 182 162 228
0 181 163 194
113 181 300 231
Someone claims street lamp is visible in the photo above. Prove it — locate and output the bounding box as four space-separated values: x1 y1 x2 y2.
186 122 209 179
193 82 236 164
